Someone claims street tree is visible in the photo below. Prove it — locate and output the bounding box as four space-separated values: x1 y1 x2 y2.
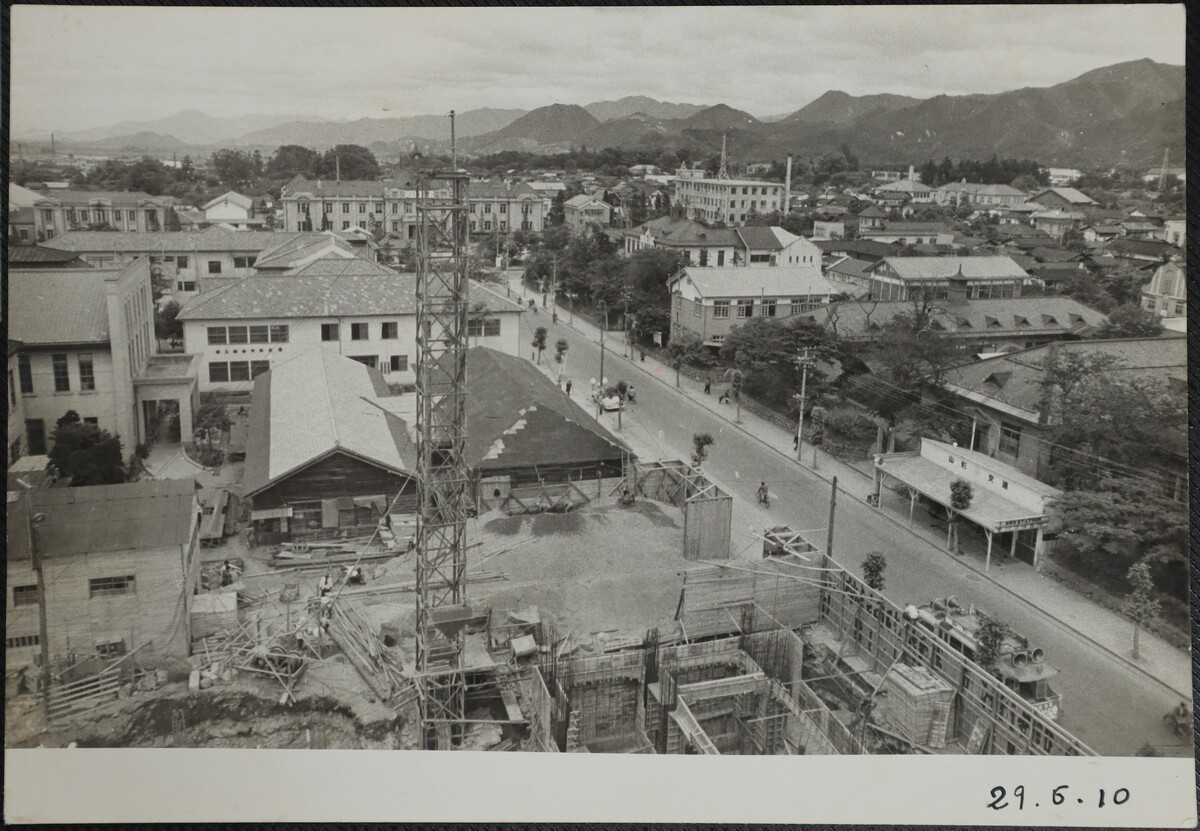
155 300 183 344
47 420 127 486
532 326 548 364
553 338 569 384
317 145 380 180
1094 304 1164 339
210 149 259 188
664 331 709 387
691 432 714 468
1123 562 1162 660
193 402 233 456
861 552 887 591
267 145 322 178
948 479 974 552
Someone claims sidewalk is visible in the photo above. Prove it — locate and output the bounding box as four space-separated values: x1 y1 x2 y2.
522 284 1191 698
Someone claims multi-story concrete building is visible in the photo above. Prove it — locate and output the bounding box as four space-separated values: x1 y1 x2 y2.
9 183 41 244
467 181 546 234
29 190 175 241
732 226 821 267
176 258 523 393
868 256 1031 302
1141 259 1185 317
6 478 202 672
563 194 612 234
668 265 833 348
8 259 200 458
623 217 738 265
933 181 1029 208
673 176 784 225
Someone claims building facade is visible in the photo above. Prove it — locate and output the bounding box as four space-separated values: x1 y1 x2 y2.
868 256 1030 302
623 217 738 265
1141 260 1185 317
563 194 612 234
673 176 784 225
30 190 175 241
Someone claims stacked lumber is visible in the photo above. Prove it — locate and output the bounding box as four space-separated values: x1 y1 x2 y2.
327 600 413 706
878 663 955 748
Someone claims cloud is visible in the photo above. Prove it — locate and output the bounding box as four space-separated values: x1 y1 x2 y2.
9 4 1184 134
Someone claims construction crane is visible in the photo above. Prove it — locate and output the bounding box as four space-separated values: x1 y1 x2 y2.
413 111 472 750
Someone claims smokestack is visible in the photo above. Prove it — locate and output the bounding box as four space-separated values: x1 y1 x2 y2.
784 155 793 216
908 164 914 181
335 154 340 182
51 133 56 155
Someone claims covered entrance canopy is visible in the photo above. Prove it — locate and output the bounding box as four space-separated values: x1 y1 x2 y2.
134 354 200 446
871 438 1060 570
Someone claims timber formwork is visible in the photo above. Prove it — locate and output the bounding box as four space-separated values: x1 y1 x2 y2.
414 171 472 749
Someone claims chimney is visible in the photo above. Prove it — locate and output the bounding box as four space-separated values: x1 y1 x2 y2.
51 133 56 155
784 155 793 216
908 164 914 181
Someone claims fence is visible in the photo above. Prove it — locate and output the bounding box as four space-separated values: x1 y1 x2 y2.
634 460 732 560
46 644 149 725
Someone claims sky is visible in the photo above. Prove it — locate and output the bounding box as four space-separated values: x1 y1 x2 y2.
10 4 1185 135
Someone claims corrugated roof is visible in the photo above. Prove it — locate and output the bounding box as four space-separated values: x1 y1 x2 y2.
8 478 197 561
8 266 131 344
242 349 415 497
8 246 91 265
50 230 304 253
673 265 833 298
877 256 1029 281
253 233 356 269
826 296 1106 339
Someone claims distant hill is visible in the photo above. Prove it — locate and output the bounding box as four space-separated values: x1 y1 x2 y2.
585 96 706 122
63 110 319 146
779 90 921 127
676 104 761 131
84 131 194 151
466 104 602 153
232 108 526 148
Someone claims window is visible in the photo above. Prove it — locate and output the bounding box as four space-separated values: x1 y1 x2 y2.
226 326 249 344
374 203 382 213
19 229 28 240
177 256 189 269
18 355 33 394
484 221 492 232
750 253 772 263
229 362 251 382
717 250 725 266
391 203 398 214
12 585 38 606
392 221 399 232
321 324 339 341
78 354 95 391
128 210 136 222
351 322 369 340
791 297 823 315
713 300 731 318
342 221 350 230
89 576 136 598
699 248 708 266
381 322 398 339
499 203 507 214
350 355 377 368
209 363 230 383
389 355 408 372
52 354 70 392
7 635 39 649
342 202 351 213
762 299 777 317
234 256 253 268
355 203 365 214
467 318 503 337
484 203 492 213
207 327 228 345
43 209 54 223
299 202 310 215
250 361 270 379
249 325 270 344
67 209 76 223
693 301 702 318
208 260 222 274
26 420 46 455
999 423 1022 458
177 281 197 292
96 640 127 660
736 300 753 318
269 325 289 343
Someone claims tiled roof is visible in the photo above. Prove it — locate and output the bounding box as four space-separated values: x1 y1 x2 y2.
1031 187 1096 205
282 176 385 199
936 182 1027 197
286 257 395 277
672 265 833 299
874 179 930 193
877 256 1029 281
203 191 254 211
468 180 540 200
253 232 357 269
242 349 414 497
1028 247 1080 263
8 245 91 265
944 336 1186 417
637 216 739 247
49 230 303 253
877 221 951 234
734 225 784 251
177 267 520 321
858 205 888 218
827 296 1105 339
564 194 608 209
826 257 873 280
7 478 196 561
31 189 170 206
9 183 43 208
812 239 896 259
8 267 123 345
1108 237 1177 259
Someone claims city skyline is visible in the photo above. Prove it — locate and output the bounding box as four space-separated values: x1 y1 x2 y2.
11 4 1185 135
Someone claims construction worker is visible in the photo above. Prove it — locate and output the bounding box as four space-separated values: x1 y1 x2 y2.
318 571 334 598
220 560 235 587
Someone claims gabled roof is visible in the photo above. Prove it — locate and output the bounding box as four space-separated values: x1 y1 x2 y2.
282 176 385 199
1030 187 1096 205
8 266 134 345
936 182 1027 197
31 189 169 206
877 221 951 234
49 230 304 253
564 194 609 209
8 245 92 266
812 239 895 259
671 265 833 299
943 336 1186 419
825 256 873 280
857 204 888 218
8 183 44 208
242 349 415 497
468 180 540 200
634 216 738 247
825 296 1106 340
875 256 1029 281
733 225 784 251
202 191 254 211
253 232 357 270
1028 246 1080 263
7 478 197 562
1108 237 1176 259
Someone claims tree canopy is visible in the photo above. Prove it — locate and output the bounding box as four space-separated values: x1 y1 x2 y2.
47 420 127 486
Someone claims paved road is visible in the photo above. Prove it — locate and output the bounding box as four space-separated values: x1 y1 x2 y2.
517 294 1190 757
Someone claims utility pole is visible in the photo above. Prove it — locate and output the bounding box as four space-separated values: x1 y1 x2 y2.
450 110 457 171
794 348 815 463
27 498 51 716
550 257 558 322
598 299 607 389
623 294 631 359
826 476 838 560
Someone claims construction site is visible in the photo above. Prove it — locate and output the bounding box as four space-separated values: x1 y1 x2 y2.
6 120 1095 759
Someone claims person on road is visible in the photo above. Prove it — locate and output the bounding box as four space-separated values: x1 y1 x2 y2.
793 433 800 451
1175 701 1190 722
756 482 770 506
704 379 711 395
565 380 572 396
626 384 635 403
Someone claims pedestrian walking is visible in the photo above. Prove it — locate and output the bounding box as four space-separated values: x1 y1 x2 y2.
565 380 572 396
703 379 712 395
793 433 799 451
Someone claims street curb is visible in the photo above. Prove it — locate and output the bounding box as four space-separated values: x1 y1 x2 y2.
555 313 1191 701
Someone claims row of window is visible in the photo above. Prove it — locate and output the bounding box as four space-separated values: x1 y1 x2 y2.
467 317 502 337
207 325 290 345
349 355 410 372
209 361 270 383
709 298 825 319
60 208 159 226
319 322 400 342
16 353 95 394
468 220 536 233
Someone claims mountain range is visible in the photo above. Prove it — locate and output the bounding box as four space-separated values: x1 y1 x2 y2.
33 59 1183 167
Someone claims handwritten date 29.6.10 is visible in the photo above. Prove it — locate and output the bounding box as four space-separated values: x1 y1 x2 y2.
988 785 1130 810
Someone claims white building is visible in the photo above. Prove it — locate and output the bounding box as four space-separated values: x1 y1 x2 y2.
201 191 263 230
1044 168 1082 186
176 258 523 393
673 175 784 225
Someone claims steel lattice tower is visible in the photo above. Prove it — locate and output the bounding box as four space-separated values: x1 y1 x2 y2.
414 169 471 750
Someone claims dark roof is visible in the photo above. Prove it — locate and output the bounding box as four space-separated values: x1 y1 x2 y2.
464 348 630 471
282 176 385 198
8 246 92 266
813 239 896 259
1028 246 1081 263
50 229 303 253
733 225 783 251
7 478 197 562
1108 238 1177 259
632 216 739 247
826 296 1106 340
